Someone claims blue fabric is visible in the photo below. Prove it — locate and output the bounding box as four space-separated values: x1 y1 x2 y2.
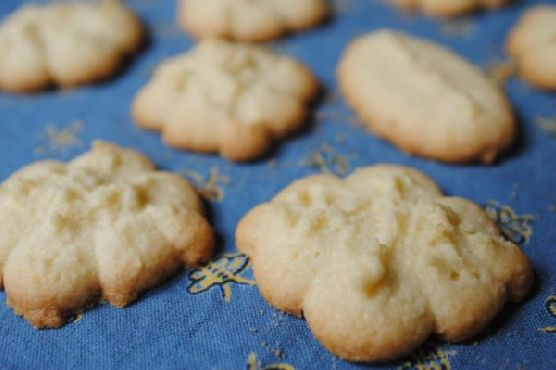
0 0 555 369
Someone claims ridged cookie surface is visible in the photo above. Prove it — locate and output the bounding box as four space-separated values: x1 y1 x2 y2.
237 165 532 362
0 0 142 92
507 5 556 91
133 40 319 161
338 30 515 164
178 0 327 41
0 142 213 328
391 0 508 17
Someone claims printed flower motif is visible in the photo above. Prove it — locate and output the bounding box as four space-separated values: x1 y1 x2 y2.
399 340 455 370
187 253 255 302
485 201 534 245
298 144 353 177
247 352 294 370
540 295 556 334
34 121 83 156
179 167 230 203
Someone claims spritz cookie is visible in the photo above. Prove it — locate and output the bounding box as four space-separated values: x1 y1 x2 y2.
0 0 143 92
391 0 508 17
178 0 327 41
236 165 533 362
132 40 319 161
0 142 214 328
338 29 515 164
507 5 556 91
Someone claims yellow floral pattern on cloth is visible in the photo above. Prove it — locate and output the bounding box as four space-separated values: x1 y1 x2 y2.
298 144 353 177
540 295 556 334
187 253 255 302
484 201 534 245
33 121 83 156
398 341 456 370
439 18 475 39
179 166 230 202
536 116 556 138
246 352 294 370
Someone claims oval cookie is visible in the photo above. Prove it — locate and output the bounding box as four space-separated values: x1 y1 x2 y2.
236 165 533 362
338 29 515 164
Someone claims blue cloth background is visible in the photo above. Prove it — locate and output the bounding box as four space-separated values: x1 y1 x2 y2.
0 0 555 369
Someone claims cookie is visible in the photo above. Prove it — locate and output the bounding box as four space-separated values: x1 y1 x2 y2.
178 0 327 42
338 29 515 164
0 142 214 328
507 5 556 91
0 0 142 92
236 165 533 362
391 0 508 17
132 40 319 161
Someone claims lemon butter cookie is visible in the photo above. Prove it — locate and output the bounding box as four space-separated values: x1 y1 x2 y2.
338 30 515 164
507 5 556 91
0 0 143 92
178 0 327 41
0 142 214 328
237 165 533 362
391 0 509 17
133 40 319 161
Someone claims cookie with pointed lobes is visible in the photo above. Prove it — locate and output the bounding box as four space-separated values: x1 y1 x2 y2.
0 0 143 92
236 165 532 362
507 5 556 91
132 40 319 162
178 0 328 41
338 30 515 164
391 0 509 17
0 142 214 328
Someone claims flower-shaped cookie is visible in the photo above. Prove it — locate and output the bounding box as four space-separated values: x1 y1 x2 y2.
237 165 532 362
507 5 556 91
0 142 214 328
0 1 142 92
178 0 328 41
392 0 508 17
132 40 319 161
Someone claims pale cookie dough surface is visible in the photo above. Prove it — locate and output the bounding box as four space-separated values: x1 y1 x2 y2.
0 142 214 328
507 5 556 91
178 0 327 41
391 0 508 17
237 165 533 362
0 0 142 92
338 29 515 164
132 40 319 161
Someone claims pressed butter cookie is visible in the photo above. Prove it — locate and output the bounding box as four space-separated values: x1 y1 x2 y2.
236 165 533 362
391 0 509 17
178 0 327 41
507 5 556 91
338 29 515 164
132 40 319 161
0 0 142 92
0 142 214 328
